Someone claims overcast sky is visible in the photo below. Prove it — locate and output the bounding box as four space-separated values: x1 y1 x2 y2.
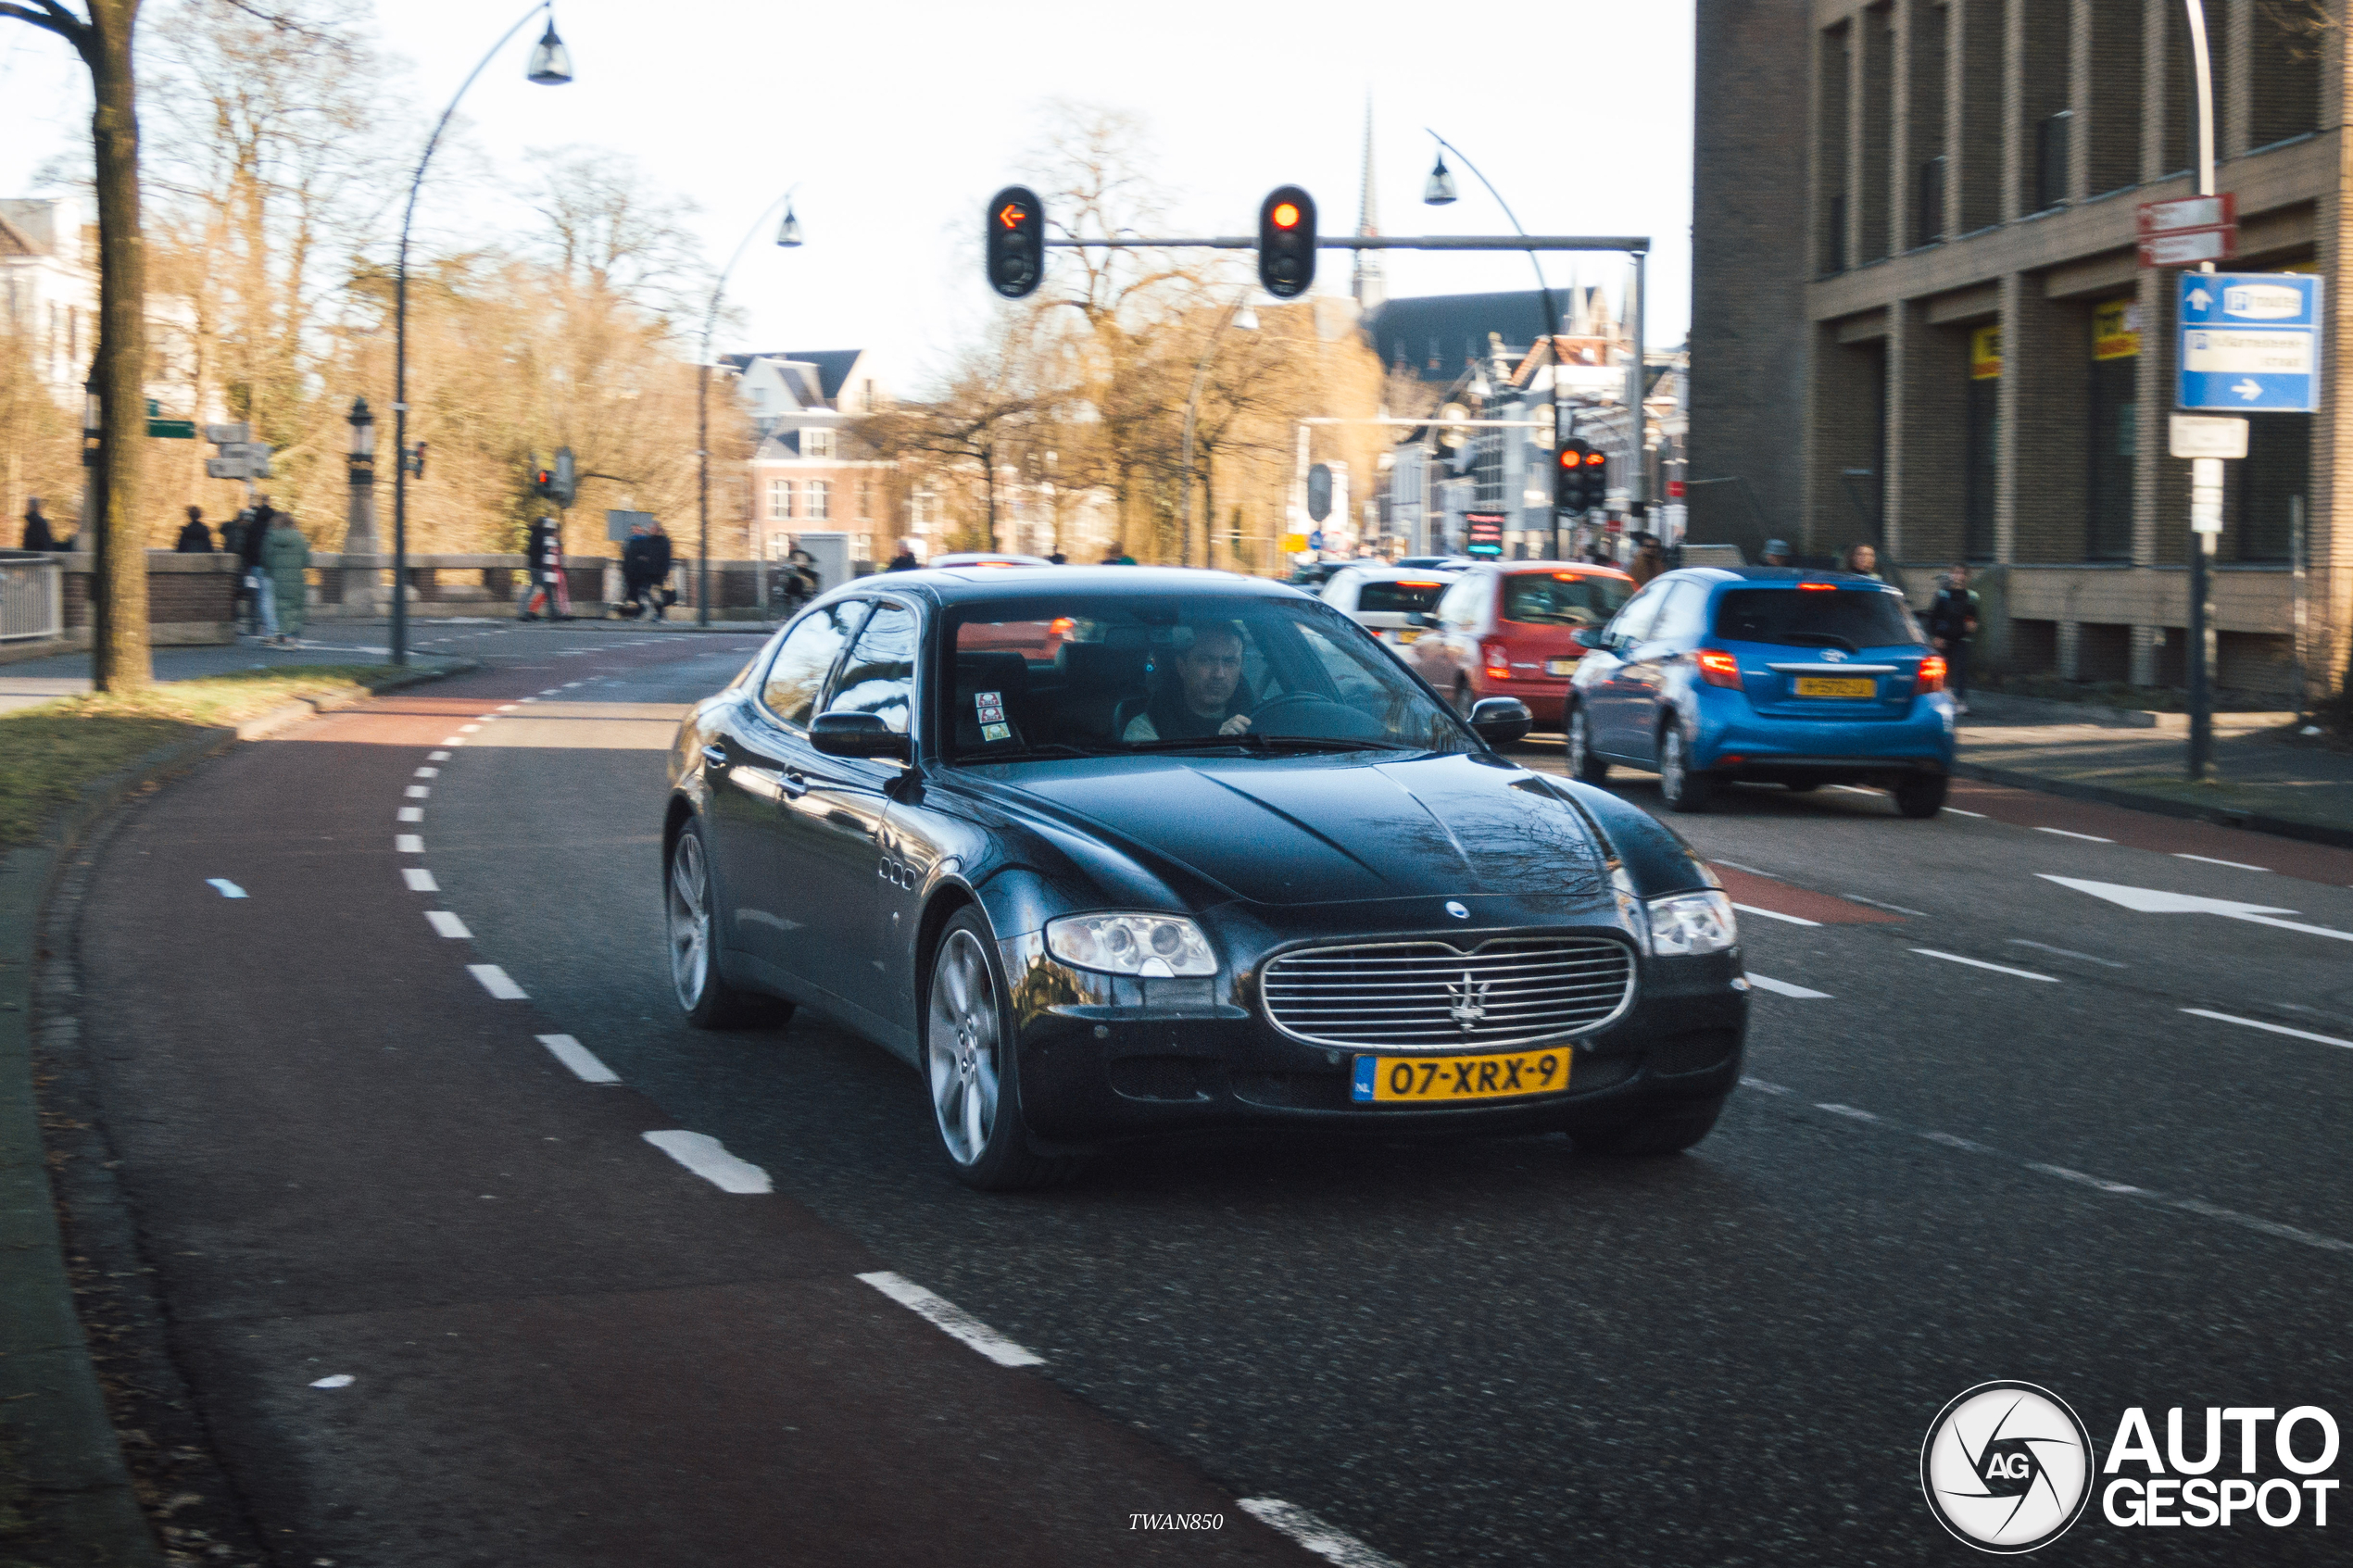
1 0 1695 395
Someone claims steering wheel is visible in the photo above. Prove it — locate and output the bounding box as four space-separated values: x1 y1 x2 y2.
1248 691 1386 741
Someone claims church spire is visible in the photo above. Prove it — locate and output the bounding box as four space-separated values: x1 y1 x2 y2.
1353 94 1385 313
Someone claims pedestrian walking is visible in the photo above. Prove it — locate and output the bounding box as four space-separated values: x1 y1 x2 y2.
1843 542 1883 581
1926 562 1980 713
240 499 278 639
1628 532 1667 586
260 510 310 646
19 497 56 552
519 516 573 621
884 536 920 572
175 505 215 552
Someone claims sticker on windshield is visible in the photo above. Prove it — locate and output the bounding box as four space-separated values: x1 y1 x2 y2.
974 690 1004 724
980 721 1012 743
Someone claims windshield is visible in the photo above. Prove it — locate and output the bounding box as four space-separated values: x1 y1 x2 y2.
1713 587 1925 651
941 594 1474 763
1502 571 1631 627
1354 580 1449 614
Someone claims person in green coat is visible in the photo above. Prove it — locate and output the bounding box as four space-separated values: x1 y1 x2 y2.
260 512 311 646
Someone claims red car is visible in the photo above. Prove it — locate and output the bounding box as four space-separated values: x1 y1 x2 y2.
1408 561 1636 730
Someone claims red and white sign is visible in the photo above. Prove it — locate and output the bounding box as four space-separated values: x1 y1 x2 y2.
2137 193 2236 269
1667 479 1687 500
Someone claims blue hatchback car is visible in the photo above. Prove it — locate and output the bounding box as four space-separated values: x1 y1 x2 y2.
1564 567 1957 816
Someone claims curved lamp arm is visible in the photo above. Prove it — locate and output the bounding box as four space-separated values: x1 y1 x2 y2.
1425 130 1558 344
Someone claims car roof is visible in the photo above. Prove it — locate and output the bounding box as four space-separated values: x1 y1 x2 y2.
1666 566 1901 591
1483 559 1634 579
830 565 1313 608
1333 564 1460 581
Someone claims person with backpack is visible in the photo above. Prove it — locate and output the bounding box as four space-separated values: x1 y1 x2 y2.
1927 562 1981 714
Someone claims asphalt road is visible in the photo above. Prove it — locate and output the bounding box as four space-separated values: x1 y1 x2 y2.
71 622 2353 1565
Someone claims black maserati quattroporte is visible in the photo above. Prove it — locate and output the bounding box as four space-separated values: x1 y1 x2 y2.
663 567 1748 1188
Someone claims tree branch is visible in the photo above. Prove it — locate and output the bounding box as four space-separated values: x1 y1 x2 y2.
0 0 91 48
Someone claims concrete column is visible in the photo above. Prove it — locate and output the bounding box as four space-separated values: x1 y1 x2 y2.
2000 0 2029 220
1997 273 2089 565
2221 0 2254 160
2068 1 2095 202
1887 299 1967 565
2309 5 2353 707
2058 618 2082 680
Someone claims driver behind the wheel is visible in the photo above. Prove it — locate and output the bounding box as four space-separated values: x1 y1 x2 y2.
1124 621 1254 741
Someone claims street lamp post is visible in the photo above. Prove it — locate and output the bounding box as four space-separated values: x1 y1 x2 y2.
389 2 573 664
1423 132 1567 556
2183 0 2219 783
1177 294 1257 569
345 397 377 609
696 189 804 628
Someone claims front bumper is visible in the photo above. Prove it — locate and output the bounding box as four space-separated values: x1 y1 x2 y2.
1000 903 1748 1147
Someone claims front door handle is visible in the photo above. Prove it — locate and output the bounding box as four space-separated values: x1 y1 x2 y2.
701 743 729 769
781 769 809 799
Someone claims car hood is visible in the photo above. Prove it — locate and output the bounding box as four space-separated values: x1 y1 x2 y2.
975 751 1612 907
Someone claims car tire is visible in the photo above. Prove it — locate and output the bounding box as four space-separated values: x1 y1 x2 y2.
925 908 1079 1192
1894 773 1950 819
666 817 778 1030
1579 1093 1729 1157
1567 705 1609 784
1656 723 1717 814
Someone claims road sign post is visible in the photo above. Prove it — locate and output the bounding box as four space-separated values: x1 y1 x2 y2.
2136 193 2235 268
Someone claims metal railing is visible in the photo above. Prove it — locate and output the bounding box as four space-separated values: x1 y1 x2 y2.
0 552 63 643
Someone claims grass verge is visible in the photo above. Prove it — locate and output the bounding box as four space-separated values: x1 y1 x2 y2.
0 665 407 847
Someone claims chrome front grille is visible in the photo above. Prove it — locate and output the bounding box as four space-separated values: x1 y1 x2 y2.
1260 935 1636 1050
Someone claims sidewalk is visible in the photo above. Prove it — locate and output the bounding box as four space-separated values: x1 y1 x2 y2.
1956 695 2353 848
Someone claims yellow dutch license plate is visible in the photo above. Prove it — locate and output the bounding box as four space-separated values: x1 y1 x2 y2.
1794 676 1876 698
1544 658 1576 676
1394 629 1422 645
1352 1047 1571 1103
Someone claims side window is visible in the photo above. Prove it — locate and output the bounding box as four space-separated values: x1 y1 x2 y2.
1438 577 1481 629
761 601 863 728
825 601 916 734
1605 582 1667 646
1646 583 1707 646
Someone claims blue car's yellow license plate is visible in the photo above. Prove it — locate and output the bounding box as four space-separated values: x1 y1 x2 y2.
1352 1048 1571 1103
1794 676 1876 698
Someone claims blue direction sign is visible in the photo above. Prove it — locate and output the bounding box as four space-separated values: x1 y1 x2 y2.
2178 271 2322 412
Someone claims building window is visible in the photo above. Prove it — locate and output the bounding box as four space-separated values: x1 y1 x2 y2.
910 487 937 529
807 480 829 521
803 427 835 459
768 479 794 521
2085 300 2138 561
1964 324 2001 561
859 476 874 518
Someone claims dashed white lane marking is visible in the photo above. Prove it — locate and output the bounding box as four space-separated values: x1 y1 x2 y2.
561 681 583 687
396 834 423 853
414 766 438 778
2034 826 2114 843
439 735 465 746
1827 784 1878 795
402 868 439 893
1742 1077 2353 1256
308 1374 355 1389
1843 894 1930 917
496 703 519 712
425 910 472 938
427 749 450 761
206 878 247 898
2174 852 2270 872
854 1271 1043 1367
1732 902 1819 927
1236 1499 1403 1568
538 687 560 696
1910 947 2061 983
518 696 538 704
1714 859 1771 876
397 807 423 822
644 1130 773 1194
2008 938 2126 968
536 1034 619 1083
2182 1008 2353 1050
458 723 481 733
468 963 526 998
1747 972 1832 999
404 784 430 798
1941 807 1987 818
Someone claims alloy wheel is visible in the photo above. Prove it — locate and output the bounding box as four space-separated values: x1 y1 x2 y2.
1659 727 1686 802
1569 709 1591 772
666 830 711 1011
926 929 1000 1166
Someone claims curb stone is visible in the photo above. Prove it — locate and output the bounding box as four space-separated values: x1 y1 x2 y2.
0 658 473 1567
1950 759 2353 852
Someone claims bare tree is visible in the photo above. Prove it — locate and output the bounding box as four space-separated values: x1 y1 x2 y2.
0 0 150 687
519 146 711 320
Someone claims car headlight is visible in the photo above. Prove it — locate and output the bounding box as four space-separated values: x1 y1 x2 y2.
1045 912 1217 977
1647 890 1738 956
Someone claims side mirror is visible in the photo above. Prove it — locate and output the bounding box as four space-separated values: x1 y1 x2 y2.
1406 610 1433 628
811 709 912 761
1467 696 1533 746
1568 627 1603 651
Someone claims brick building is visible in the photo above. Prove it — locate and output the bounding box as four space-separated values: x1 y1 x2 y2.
725 349 895 565
1691 0 2349 701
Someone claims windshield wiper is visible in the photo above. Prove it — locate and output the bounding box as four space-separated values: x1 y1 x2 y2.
956 742 1111 763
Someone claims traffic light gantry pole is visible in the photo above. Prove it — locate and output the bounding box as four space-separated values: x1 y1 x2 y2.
1041 235 1649 252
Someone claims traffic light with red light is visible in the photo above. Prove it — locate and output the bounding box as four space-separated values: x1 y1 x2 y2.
1554 439 1607 513
1258 185 1316 299
986 185 1046 299
531 465 558 500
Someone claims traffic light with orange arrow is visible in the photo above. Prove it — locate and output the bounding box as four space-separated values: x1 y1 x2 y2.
986 185 1045 299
